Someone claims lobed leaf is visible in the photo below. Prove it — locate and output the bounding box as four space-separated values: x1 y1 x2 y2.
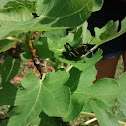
93 17 126 45
73 78 121 106
0 0 97 40
92 0 103 12
0 0 14 9
1 0 37 13
65 66 96 92
22 37 54 60
64 77 121 121
90 100 120 126
39 112 61 126
0 39 17 53
0 0 35 22
0 56 20 85
63 66 96 121
0 19 62 40
43 28 83 58
117 72 126 116
0 71 70 126
59 49 102 71
37 0 94 27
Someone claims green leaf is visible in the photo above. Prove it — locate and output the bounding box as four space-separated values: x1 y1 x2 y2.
93 17 126 45
0 1 62 39
65 66 96 92
64 67 82 92
63 66 96 121
94 20 119 42
0 0 8 8
0 56 21 85
63 99 83 122
39 29 67 58
22 37 54 60
115 111 126 122
39 112 61 126
84 29 93 44
37 38 55 59
0 8 33 22
117 72 126 90
92 0 103 12
0 0 95 39
2 0 37 13
0 17 67 40
37 0 94 27
72 27 83 46
74 78 121 106
90 100 120 126
0 82 18 105
0 71 70 126
117 72 126 116
0 39 17 53
64 78 121 121
100 21 119 40
0 0 14 9
47 33 74 57
120 16 126 32
0 1 34 22
43 29 66 43
44 28 83 58
59 49 102 71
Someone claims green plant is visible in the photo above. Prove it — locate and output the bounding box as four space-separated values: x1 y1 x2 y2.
0 0 126 126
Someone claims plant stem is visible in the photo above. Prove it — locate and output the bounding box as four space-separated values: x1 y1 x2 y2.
33 31 42 46
80 112 95 117
83 117 97 125
25 31 34 44
66 65 73 72
28 40 46 79
118 120 126 125
80 112 126 125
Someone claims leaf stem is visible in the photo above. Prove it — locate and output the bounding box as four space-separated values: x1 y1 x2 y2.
66 65 73 72
118 120 126 125
83 117 97 125
80 112 95 117
25 31 34 44
80 112 126 125
82 44 99 57
6 37 24 43
33 31 42 46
